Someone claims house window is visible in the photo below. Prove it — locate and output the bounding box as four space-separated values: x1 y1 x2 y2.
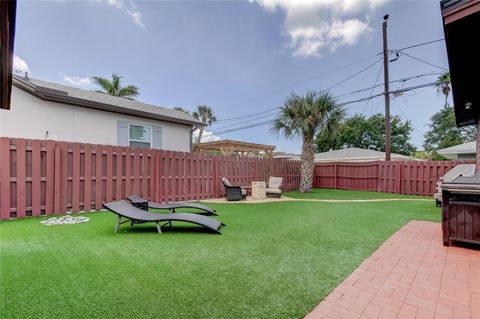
128 124 152 148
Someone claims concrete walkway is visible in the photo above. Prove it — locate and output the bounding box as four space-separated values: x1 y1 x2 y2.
200 196 430 204
305 221 480 319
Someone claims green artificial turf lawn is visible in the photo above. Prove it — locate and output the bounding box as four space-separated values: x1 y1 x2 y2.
284 188 427 200
1 198 440 319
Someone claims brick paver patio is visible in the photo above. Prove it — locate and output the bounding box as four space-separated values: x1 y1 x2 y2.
305 220 480 319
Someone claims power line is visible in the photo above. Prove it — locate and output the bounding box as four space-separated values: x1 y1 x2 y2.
213 80 441 135
214 58 382 122
215 57 382 122
399 52 449 71
214 39 445 121
361 63 383 115
213 71 441 127
215 108 278 123
213 38 445 127
215 55 383 112
395 38 445 52
212 112 278 131
214 120 274 135
335 72 441 100
325 58 383 91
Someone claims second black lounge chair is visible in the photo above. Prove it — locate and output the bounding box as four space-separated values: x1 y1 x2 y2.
126 195 217 216
103 200 225 234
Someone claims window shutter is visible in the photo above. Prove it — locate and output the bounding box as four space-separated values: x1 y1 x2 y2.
152 125 162 149
117 120 129 146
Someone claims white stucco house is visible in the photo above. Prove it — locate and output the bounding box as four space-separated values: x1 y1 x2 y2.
0 75 204 152
437 141 476 160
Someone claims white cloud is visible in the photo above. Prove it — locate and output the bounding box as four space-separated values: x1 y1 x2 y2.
126 8 144 28
105 0 124 9
252 0 388 57
60 73 91 86
193 129 221 143
13 55 30 73
98 0 145 28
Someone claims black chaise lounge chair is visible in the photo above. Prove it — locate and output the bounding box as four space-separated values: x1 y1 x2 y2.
103 200 225 234
126 195 217 216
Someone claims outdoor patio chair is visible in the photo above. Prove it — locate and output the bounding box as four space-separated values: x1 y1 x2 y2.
103 200 225 234
126 195 217 215
221 178 247 201
266 176 283 198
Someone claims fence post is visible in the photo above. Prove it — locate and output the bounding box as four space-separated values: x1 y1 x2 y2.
334 162 337 189
31 140 42 216
377 161 382 192
59 142 69 214
0 138 11 219
54 143 61 214
16 139 26 218
395 162 402 194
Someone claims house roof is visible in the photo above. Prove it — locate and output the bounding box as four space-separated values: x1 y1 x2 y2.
437 141 476 155
315 147 414 162
12 75 204 127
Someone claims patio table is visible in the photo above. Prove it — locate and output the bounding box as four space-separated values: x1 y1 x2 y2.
251 181 266 199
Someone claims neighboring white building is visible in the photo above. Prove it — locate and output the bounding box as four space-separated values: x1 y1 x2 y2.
437 141 476 160
0 75 203 152
315 147 416 162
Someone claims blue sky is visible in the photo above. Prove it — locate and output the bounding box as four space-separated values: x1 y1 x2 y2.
14 0 450 153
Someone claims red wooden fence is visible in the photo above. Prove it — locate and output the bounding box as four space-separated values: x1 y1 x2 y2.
0 137 300 219
313 160 476 196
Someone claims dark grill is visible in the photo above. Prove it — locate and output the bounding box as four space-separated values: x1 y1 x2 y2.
441 173 480 246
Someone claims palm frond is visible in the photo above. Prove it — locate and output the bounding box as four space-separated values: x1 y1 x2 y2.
92 76 113 94
92 74 140 98
118 85 139 99
271 89 344 141
193 105 216 125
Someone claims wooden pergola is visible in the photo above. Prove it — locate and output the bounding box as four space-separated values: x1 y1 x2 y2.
193 139 275 158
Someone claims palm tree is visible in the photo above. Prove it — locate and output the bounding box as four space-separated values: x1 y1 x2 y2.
272 91 345 193
435 72 451 109
92 73 139 99
192 105 217 143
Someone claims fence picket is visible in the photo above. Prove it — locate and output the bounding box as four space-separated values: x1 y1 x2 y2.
15 139 26 218
72 142 80 212
31 140 41 216
115 147 123 200
95 145 103 210
84 144 92 212
106 145 113 203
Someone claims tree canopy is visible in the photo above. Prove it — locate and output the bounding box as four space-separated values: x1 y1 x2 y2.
193 105 217 143
92 73 139 99
435 72 451 109
423 106 476 151
272 91 345 192
316 113 416 156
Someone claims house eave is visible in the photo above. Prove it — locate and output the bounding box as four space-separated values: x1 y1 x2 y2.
12 77 205 127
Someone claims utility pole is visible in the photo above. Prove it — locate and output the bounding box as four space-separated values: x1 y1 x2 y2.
382 14 391 161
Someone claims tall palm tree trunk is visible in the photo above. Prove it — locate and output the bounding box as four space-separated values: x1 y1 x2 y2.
197 127 204 143
299 138 316 193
